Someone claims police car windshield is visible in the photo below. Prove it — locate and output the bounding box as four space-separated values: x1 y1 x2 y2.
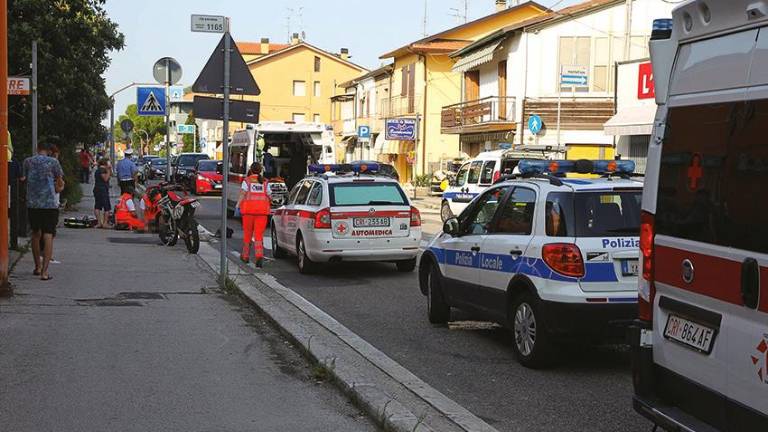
329 183 407 207
546 190 642 237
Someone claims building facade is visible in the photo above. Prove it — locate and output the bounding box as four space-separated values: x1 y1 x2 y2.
379 0 547 180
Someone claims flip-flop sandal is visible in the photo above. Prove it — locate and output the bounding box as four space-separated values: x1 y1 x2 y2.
40 275 53 281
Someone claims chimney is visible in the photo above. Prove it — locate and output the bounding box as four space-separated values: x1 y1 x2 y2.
340 48 349 61
495 0 506 12
290 32 300 45
260 37 270 54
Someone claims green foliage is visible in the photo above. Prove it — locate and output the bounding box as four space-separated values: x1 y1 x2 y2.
181 112 196 153
7 0 124 205
57 151 82 207
113 104 166 154
414 174 432 187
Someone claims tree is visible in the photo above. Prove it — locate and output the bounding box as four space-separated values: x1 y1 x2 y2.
113 104 166 154
8 0 124 204
181 111 196 153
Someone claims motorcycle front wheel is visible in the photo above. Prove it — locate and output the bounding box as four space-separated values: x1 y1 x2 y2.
159 215 178 246
184 221 200 254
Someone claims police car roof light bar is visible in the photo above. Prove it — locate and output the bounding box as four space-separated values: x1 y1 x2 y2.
518 159 635 177
307 163 380 176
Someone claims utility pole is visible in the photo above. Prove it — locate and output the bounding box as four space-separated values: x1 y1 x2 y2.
219 18 232 287
0 0 10 295
31 40 37 154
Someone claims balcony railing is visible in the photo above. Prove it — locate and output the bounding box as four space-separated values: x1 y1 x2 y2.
441 96 516 134
379 94 423 119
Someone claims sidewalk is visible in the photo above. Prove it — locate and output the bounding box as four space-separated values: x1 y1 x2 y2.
0 185 376 432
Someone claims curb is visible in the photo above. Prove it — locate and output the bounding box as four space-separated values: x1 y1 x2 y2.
196 240 499 432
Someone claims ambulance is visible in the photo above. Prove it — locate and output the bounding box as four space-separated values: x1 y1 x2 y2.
631 2 768 430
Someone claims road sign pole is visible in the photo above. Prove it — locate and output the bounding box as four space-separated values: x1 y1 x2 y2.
0 0 9 295
165 59 171 182
31 40 38 154
219 22 231 287
110 101 115 168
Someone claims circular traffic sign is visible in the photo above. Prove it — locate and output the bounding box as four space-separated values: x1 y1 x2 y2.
153 57 183 85
527 114 543 135
120 118 134 134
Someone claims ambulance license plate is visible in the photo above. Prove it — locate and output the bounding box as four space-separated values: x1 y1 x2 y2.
354 217 390 228
621 259 639 276
664 314 716 354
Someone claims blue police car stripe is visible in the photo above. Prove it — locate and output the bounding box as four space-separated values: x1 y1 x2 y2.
442 191 479 200
429 247 619 283
561 179 592 185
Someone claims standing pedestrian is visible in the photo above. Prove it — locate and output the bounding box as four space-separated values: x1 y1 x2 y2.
79 147 92 183
22 142 64 281
93 158 112 228
236 162 271 267
116 148 137 195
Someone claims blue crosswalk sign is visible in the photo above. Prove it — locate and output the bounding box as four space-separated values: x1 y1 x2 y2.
528 115 543 135
137 87 166 116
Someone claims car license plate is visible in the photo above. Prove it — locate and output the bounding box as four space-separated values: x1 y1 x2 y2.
621 259 639 276
663 314 716 354
353 217 390 228
190 201 201 209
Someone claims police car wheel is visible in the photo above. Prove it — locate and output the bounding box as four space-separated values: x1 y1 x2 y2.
296 235 316 274
511 293 555 368
426 264 450 324
440 200 453 222
396 258 416 272
271 223 287 259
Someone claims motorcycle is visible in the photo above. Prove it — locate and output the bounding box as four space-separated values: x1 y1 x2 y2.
156 184 201 254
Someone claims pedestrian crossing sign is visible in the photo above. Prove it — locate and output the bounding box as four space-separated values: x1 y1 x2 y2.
137 86 166 116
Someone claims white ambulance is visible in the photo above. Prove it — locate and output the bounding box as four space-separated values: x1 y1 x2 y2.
632 2 768 430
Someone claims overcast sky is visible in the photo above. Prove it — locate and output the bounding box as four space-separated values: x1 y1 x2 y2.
103 0 580 121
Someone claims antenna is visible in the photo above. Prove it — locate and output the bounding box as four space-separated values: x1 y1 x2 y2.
448 0 469 23
423 0 428 36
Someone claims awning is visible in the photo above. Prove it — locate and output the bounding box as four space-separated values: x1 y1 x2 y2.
452 40 502 73
373 133 386 152
604 105 656 136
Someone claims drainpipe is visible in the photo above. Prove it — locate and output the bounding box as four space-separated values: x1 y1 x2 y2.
520 30 529 148
613 60 619 152
420 53 428 177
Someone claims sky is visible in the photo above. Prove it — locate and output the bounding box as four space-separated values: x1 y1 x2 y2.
103 0 578 121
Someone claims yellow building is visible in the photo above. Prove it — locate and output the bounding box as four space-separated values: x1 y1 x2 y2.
238 35 368 124
379 0 547 180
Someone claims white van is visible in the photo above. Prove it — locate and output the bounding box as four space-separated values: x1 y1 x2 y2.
632 2 768 430
440 149 545 221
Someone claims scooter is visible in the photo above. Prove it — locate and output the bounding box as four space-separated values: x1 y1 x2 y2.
156 184 201 254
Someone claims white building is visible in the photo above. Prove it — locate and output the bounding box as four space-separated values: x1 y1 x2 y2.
444 0 675 159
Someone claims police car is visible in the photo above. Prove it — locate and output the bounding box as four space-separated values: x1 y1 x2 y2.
270 163 422 274
631 4 768 430
419 159 642 367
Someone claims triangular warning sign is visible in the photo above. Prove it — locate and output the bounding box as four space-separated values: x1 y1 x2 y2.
141 91 163 112
193 33 260 96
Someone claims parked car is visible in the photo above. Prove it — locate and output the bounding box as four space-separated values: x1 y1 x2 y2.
147 158 169 180
173 153 210 187
194 160 223 195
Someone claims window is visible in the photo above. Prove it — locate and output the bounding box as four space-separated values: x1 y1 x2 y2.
496 187 536 235
292 80 306 96
460 187 510 235
464 70 480 101
656 100 768 254
288 183 303 204
314 56 321 72
292 113 305 123
454 163 470 187
294 180 314 205
467 161 483 184
545 191 641 237
401 65 409 96
479 161 496 185
593 37 610 92
313 81 321 97
313 113 321 123
329 183 407 206
558 36 591 93
230 147 247 175
307 182 323 206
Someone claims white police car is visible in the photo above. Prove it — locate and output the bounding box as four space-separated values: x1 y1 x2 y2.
419 159 642 367
271 163 422 274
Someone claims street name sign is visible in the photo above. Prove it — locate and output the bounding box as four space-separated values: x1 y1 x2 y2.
191 15 226 33
137 87 166 116
193 96 260 124
7 77 30 95
560 65 588 87
385 118 417 141
177 124 196 134
193 33 260 96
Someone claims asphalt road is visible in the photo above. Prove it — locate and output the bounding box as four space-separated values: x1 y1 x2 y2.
194 193 648 432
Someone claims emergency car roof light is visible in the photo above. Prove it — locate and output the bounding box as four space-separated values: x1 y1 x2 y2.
518 160 574 176
518 159 635 176
307 163 380 175
651 18 673 40
592 160 635 174
350 163 379 174
308 164 341 174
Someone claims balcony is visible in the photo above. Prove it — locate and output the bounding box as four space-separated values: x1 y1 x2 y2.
379 94 423 119
522 97 614 130
441 96 516 135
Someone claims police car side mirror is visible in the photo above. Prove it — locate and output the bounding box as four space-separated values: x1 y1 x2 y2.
443 217 460 236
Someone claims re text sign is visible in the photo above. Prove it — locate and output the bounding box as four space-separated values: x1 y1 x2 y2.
7 77 30 95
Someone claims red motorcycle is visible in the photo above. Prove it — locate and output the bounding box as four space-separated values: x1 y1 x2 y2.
156 184 201 254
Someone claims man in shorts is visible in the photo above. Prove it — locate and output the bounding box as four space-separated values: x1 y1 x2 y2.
23 142 64 281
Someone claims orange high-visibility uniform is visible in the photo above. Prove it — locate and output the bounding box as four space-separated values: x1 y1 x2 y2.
115 193 146 230
240 175 270 261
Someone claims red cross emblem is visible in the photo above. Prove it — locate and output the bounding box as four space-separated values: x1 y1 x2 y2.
336 222 348 235
687 153 703 191
751 336 768 384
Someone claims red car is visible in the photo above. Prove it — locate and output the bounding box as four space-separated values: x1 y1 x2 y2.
194 160 223 195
